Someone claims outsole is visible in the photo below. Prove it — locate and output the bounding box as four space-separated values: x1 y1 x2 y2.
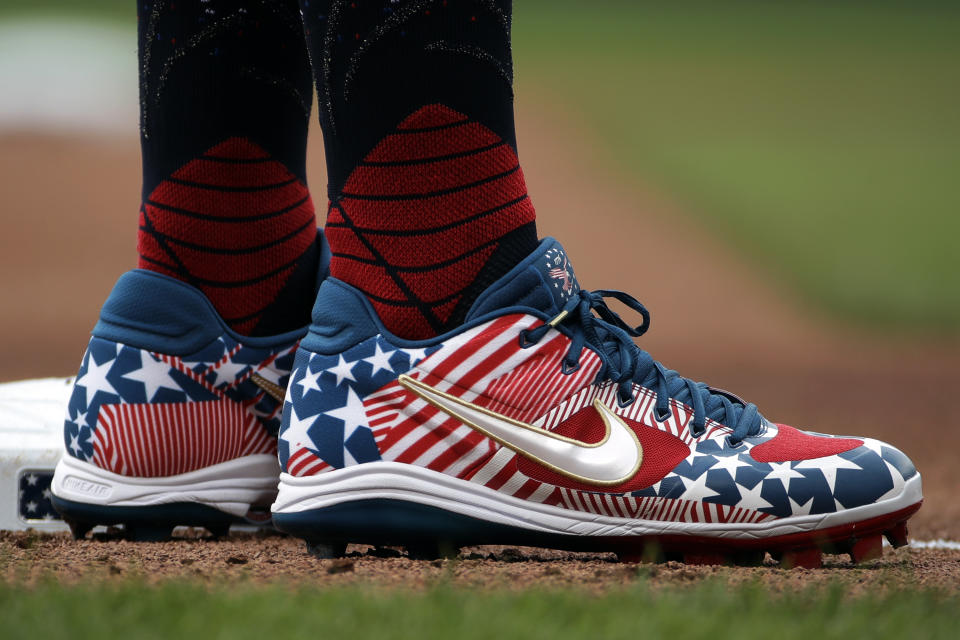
273 498 922 568
50 454 281 540
50 495 258 541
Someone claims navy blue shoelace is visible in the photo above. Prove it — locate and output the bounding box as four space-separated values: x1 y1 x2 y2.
520 290 763 446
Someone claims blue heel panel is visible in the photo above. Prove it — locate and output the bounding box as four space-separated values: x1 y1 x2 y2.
93 270 306 355
302 280 380 355
94 270 223 354
467 237 568 320
303 277 558 357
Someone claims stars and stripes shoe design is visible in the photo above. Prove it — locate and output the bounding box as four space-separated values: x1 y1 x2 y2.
51 236 329 541
272 238 922 567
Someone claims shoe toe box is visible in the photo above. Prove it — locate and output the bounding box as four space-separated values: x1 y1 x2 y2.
745 425 920 516
829 437 919 510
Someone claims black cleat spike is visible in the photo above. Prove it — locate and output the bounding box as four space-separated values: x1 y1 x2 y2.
406 544 439 560
407 541 459 561
732 550 766 567
65 518 94 540
124 524 173 542
306 541 348 559
682 552 731 566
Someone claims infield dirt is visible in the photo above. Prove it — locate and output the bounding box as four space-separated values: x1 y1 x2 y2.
1 99 957 578
3 531 959 594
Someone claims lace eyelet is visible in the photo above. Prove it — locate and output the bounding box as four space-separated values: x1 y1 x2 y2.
654 407 671 422
690 426 705 439
561 360 581 375
518 330 536 349
724 435 745 449
617 392 636 408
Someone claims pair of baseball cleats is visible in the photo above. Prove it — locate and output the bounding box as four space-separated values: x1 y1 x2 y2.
53 235 922 566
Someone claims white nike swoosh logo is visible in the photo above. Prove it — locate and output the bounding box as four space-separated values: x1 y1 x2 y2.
397 374 643 486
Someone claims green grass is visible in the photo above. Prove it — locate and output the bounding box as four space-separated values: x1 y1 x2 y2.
2 1 958 331
0 0 130 22
514 1 960 332
1 579 957 640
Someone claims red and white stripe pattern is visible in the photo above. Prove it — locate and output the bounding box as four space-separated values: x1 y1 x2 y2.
554 488 773 524
356 314 602 480
466 447 565 506
157 346 290 427
458 378 739 522
464 382 726 495
286 447 331 477
466 449 771 524
537 382 731 446
85 340 296 477
481 332 602 425
92 398 275 477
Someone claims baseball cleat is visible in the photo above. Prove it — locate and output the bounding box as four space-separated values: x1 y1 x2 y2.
50 235 329 540
271 238 921 566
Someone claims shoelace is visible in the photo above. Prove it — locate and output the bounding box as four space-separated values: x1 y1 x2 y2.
520 289 763 446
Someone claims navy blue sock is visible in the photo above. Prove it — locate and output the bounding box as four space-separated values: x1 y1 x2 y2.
299 0 538 339
136 0 319 336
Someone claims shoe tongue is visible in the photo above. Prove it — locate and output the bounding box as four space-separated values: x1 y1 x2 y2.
466 238 581 320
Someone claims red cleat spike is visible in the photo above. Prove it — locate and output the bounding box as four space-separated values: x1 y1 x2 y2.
849 534 883 563
885 521 910 548
682 552 730 566
778 547 822 569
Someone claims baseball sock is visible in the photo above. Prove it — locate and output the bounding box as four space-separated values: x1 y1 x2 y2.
299 0 538 339
136 0 319 336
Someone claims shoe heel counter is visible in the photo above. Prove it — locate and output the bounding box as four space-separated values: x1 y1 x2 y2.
64 330 295 479
302 279 380 355
93 270 225 355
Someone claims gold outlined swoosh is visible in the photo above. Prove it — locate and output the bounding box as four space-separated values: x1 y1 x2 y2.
251 373 286 403
397 374 643 486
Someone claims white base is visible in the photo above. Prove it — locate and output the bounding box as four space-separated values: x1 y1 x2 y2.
274 462 923 540
53 454 281 518
0 377 74 531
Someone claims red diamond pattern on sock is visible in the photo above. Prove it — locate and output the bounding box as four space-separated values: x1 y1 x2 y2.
137 138 317 335
326 104 537 339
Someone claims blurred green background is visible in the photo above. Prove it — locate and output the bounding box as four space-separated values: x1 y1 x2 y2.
515 1 960 334
1 0 958 333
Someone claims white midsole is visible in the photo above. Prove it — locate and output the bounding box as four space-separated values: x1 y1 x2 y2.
52 454 280 518
273 461 922 540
